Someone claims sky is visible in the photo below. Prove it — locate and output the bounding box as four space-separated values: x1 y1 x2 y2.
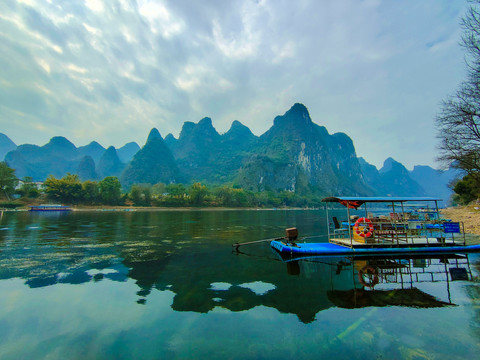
0 0 469 169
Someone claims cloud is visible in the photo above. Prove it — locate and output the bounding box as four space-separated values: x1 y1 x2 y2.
0 0 468 168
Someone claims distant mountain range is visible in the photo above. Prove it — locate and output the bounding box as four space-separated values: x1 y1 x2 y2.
3 136 139 182
1 103 461 203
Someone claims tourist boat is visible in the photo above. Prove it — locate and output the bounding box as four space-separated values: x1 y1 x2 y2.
29 204 72 211
271 196 480 256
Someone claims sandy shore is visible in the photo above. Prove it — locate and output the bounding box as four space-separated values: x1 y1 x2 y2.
441 205 480 245
441 206 480 235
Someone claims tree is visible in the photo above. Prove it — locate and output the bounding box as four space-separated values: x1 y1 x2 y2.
82 180 100 204
164 183 187 206
0 162 18 199
44 173 84 204
188 182 209 206
452 174 480 204
99 176 122 205
16 176 39 198
151 182 166 196
437 1 480 181
129 184 152 206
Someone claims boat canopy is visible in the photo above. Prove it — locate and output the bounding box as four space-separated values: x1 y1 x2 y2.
321 196 442 209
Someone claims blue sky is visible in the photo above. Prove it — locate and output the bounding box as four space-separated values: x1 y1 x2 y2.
0 0 468 169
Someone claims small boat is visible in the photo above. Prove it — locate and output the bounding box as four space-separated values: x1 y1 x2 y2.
271 196 480 256
29 205 72 211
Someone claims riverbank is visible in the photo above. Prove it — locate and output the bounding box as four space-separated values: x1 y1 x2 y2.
441 205 480 235
441 205 480 244
1 205 313 212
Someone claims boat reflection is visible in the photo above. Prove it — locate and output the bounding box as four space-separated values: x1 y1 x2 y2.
281 253 472 310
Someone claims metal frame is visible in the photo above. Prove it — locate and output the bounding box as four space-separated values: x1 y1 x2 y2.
322 196 464 249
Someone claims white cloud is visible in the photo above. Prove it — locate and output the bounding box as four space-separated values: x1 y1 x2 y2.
138 0 184 38
0 0 469 168
85 0 105 13
36 58 51 73
83 23 101 35
67 64 88 74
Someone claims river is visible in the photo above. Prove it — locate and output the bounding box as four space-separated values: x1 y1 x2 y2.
0 210 479 359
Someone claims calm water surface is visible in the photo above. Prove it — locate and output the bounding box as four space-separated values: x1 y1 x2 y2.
0 210 479 359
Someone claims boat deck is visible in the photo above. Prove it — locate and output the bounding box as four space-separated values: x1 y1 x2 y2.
329 236 463 249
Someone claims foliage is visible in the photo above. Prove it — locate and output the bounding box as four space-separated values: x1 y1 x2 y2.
14 171 325 208
214 186 249 207
151 182 166 196
0 201 22 209
436 1 480 182
44 173 83 204
16 176 40 198
82 180 100 204
98 176 122 205
129 184 152 206
452 174 480 204
162 183 187 206
0 162 18 199
188 182 209 206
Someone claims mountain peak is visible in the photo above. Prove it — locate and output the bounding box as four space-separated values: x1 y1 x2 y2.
226 120 253 135
147 128 162 143
97 146 124 179
87 141 102 148
290 103 309 114
198 117 213 126
117 142 140 163
46 136 76 148
229 120 245 130
43 136 77 159
179 118 220 140
380 157 405 174
273 103 313 128
0 133 17 160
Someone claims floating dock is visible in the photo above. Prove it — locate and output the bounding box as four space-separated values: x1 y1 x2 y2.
270 196 480 257
271 240 480 256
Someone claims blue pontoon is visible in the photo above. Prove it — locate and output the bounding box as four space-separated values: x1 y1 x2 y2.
271 197 480 256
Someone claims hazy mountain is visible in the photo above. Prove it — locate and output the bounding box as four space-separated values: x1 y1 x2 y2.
121 129 182 187
78 141 106 164
117 142 140 163
0 133 17 160
223 120 256 149
360 157 425 197
0 103 459 200
42 136 77 159
236 103 371 195
410 165 461 203
5 138 79 180
164 133 177 148
96 146 125 179
77 156 97 181
166 118 226 183
378 158 426 196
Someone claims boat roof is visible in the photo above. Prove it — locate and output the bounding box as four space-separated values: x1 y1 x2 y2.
321 196 442 209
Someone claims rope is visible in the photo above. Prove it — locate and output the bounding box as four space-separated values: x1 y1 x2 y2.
232 234 329 249
232 237 284 248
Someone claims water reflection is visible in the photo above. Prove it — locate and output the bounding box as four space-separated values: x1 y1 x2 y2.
0 211 477 324
1 210 480 359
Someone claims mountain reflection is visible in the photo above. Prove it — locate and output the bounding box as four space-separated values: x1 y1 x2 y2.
0 210 477 324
